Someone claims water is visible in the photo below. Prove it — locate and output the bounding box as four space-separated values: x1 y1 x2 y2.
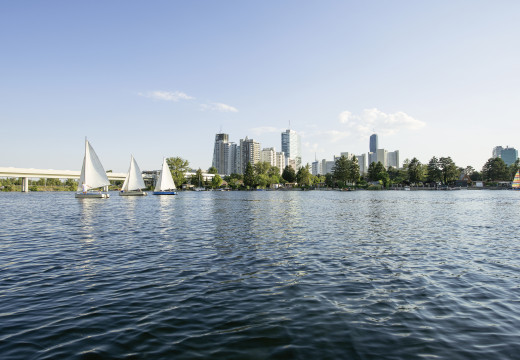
1 190 520 359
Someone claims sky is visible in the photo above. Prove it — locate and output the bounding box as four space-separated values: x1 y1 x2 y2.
1 1 519 173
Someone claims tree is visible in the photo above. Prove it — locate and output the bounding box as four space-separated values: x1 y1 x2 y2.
208 166 218 174
211 174 223 188
243 162 255 188
407 157 423 184
296 164 312 186
166 157 189 187
509 159 520 180
347 156 360 184
482 157 509 181
426 157 442 183
254 162 271 176
438 157 458 184
282 165 296 183
333 155 350 186
367 161 389 187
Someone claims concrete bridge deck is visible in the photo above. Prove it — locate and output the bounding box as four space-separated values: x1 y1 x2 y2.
0 167 127 192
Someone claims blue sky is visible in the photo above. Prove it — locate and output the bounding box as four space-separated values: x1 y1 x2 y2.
1 1 519 172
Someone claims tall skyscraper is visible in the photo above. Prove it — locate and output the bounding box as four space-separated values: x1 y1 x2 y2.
500 147 518 166
356 154 367 174
387 150 400 168
239 137 260 174
281 129 302 169
370 134 378 153
212 133 229 174
492 146 503 158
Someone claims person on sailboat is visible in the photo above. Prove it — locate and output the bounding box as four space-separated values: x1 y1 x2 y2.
82 182 90 194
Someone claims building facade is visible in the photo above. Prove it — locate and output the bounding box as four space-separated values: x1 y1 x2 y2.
370 134 378 153
356 154 366 174
501 147 518 166
387 150 400 168
212 133 230 174
281 129 302 170
239 137 260 174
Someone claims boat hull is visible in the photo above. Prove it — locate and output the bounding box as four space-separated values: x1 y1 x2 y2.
119 191 147 196
153 191 177 195
75 192 110 199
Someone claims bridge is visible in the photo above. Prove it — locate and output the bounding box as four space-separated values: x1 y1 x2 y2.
0 167 127 192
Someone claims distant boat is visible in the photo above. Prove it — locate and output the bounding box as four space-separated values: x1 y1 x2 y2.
513 170 520 190
153 158 177 195
75 138 110 199
120 155 147 196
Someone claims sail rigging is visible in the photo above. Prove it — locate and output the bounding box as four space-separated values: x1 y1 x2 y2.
154 158 176 192
122 156 146 191
77 139 110 191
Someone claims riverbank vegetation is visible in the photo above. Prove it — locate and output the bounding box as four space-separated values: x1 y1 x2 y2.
2 155 519 192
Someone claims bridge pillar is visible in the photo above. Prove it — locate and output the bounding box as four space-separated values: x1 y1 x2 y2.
21 177 29 192
103 185 109 192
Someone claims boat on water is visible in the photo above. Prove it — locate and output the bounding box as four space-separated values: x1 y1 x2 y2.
75 138 111 199
153 158 177 195
513 170 520 190
120 155 147 196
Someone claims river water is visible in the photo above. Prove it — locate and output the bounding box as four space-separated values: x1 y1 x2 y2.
1 190 519 359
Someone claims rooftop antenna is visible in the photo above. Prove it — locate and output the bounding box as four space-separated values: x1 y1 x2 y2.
289 120 291 130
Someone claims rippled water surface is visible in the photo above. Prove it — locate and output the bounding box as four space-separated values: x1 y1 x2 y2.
1 190 520 359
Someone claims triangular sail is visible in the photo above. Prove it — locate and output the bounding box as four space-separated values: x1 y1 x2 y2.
513 170 520 189
77 139 110 191
122 155 146 191
154 158 176 191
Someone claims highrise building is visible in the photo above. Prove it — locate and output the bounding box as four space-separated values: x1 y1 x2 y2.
356 154 366 174
376 149 388 168
493 146 504 159
260 147 276 166
368 152 377 166
500 147 518 166
370 134 378 153
275 152 286 174
311 161 321 176
212 133 229 174
227 142 239 175
281 129 302 170
387 150 400 168
239 137 260 174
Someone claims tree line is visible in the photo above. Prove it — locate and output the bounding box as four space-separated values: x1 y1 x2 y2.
162 155 520 190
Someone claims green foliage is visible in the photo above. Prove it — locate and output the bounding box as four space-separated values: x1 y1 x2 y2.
333 156 360 186
254 162 271 176
282 165 296 183
366 162 390 187
407 157 423 184
166 157 190 186
207 166 218 174
243 162 255 188
211 174 223 188
439 157 458 184
426 157 442 183
482 157 509 181
509 159 520 180
296 164 312 186
65 178 77 191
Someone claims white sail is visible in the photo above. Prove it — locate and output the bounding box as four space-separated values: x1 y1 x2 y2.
154 158 176 191
77 139 110 191
122 155 146 191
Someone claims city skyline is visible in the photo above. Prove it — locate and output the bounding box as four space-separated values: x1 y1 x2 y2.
1 2 520 173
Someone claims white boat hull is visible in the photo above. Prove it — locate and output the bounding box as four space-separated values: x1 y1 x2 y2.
75 192 110 199
119 191 147 196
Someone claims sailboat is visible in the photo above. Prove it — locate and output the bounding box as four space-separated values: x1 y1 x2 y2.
120 155 147 196
153 158 177 195
75 138 111 199
513 170 520 190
